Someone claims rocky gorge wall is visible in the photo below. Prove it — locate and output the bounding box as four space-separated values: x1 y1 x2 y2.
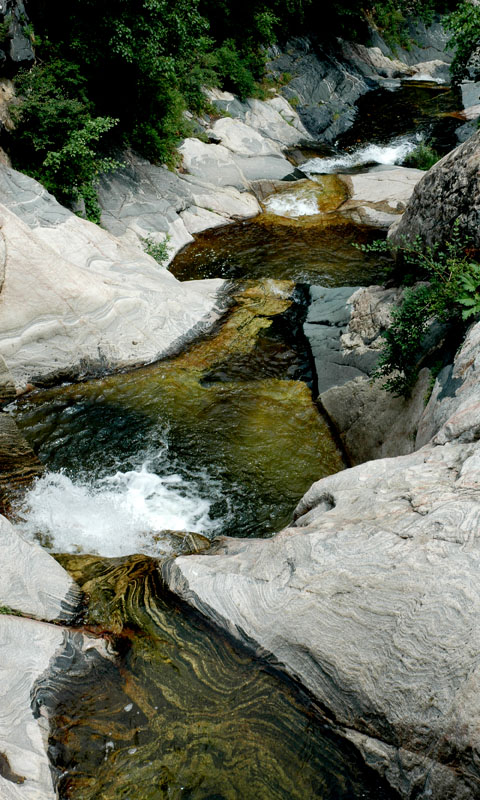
0 19 478 800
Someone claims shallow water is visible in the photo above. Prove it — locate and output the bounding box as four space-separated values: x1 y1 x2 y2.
14 281 344 553
48 554 398 800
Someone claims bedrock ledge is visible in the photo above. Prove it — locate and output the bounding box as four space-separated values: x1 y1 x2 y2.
163 311 480 800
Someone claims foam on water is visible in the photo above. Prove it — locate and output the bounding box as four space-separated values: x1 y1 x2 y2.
16 464 221 557
404 73 445 84
264 190 319 218
304 137 418 174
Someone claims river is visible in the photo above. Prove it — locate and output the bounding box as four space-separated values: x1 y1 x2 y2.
10 81 460 799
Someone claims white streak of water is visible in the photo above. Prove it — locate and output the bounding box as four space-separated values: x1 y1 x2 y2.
264 190 319 218
304 137 418 174
17 465 220 557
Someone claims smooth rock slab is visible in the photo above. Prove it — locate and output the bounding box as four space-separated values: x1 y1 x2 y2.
164 439 480 799
165 313 480 798
338 168 424 229
0 167 226 386
0 615 111 800
0 515 81 621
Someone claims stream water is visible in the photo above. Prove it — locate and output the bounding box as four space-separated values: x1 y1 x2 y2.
11 82 461 798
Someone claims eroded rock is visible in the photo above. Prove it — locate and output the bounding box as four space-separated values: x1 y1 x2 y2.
390 129 480 248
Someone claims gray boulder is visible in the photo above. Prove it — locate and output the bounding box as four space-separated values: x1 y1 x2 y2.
0 165 227 387
390 129 480 249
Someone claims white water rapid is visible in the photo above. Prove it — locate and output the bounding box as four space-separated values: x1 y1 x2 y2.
303 136 419 174
16 464 222 557
264 189 320 217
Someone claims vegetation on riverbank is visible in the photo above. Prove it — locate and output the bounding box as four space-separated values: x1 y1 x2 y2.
2 0 473 219
362 225 480 397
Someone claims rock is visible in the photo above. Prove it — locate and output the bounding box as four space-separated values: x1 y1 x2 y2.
304 286 367 395
266 38 370 143
339 40 415 80
390 130 480 249
0 413 43 512
164 432 480 798
205 89 312 145
304 284 431 463
338 168 424 229
0 514 81 621
0 166 227 386
461 81 480 109
0 614 111 800
305 285 402 397
321 369 431 464
98 150 260 259
179 136 294 187
163 306 480 798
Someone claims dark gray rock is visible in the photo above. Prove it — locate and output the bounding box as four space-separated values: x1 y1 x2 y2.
390 129 480 249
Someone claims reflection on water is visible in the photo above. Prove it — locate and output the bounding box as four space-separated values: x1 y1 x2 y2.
170 216 390 285
50 554 398 800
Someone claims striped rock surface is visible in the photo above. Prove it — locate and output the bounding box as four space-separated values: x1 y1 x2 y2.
164 316 480 799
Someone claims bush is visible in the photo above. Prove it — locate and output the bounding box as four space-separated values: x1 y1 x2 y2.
445 1 480 80
364 224 480 397
403 142 440 171
11 61 119 221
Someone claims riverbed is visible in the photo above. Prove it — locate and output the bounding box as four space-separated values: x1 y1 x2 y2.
10 81 460 798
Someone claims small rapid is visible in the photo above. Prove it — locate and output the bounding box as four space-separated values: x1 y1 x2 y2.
16 462 223 557
264 188 320 217
303 136 419 174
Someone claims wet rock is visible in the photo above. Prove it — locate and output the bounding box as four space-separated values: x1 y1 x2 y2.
390 130 480 249
0 165 227 386
0 614 111 800
338 168 424 229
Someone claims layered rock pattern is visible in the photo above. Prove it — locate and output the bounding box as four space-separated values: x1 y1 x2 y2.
0 166 227 386
390 130 480 249
164 303 480 798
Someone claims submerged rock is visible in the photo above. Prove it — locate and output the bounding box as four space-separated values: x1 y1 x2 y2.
0 411 43 512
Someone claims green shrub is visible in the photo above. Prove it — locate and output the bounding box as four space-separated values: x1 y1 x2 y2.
11 61 119 221
403 142 440 171
364 223 480 397
141 234 171 266
445 1 480 79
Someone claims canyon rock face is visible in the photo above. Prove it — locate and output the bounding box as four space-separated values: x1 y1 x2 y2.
266 22 452 142
390 129 480 249
164 305 480 798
